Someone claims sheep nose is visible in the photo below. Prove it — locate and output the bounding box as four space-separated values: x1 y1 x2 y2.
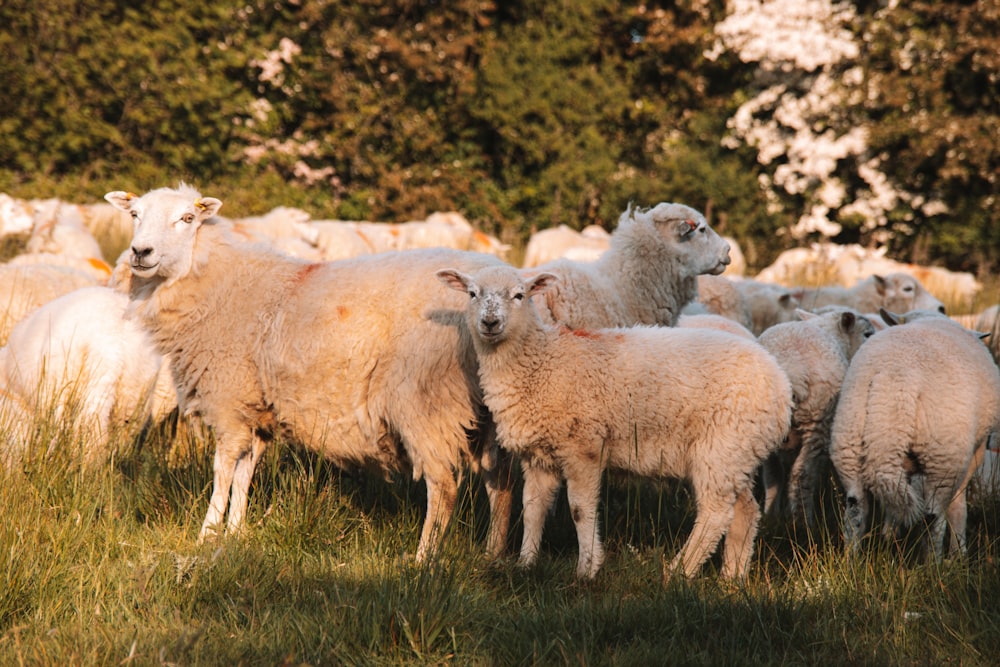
481 316 500 331
131 245 153 261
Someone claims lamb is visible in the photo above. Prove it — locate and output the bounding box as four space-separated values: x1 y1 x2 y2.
0 285 176 468
104 185 515 563
757 307 875 527
829 309 1000 559
792 273 946 315
437 265 793 580
526 202 731 330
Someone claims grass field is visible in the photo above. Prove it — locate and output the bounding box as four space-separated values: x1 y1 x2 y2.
0 415 998 666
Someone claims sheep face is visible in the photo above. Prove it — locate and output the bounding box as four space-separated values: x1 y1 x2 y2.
105 187 222 282
437 266 557 346
623 202 731 276
873 273 946 315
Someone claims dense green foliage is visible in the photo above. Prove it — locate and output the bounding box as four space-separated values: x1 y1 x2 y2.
0 0 997 272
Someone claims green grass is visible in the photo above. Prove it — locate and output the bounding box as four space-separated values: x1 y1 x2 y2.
0 420 998 666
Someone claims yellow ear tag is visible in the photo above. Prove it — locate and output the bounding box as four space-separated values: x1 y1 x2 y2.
195 199 208 211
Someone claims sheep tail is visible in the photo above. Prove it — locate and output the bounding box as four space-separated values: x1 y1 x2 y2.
869 453 924 528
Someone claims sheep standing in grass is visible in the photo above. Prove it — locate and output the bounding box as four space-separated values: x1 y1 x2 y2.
438 265 792 580
830 309 1000 558
526 202 731 329
105 185 514 562
757 307 875 527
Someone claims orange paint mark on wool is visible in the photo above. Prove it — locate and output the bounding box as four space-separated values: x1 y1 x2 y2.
292 262 322 286
336 305 350 320
88 257 113 275
560 326 603 340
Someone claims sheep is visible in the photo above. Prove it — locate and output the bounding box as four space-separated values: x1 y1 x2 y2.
682 274 753 330
526 202 732 330
0 285 176 468
676 312 756 340
829 309 1000 559
754 242 981 309
0 193 34 239
104 184 515 563
309 220 377 261
792 273 946 316
733 279 802 335
437 265 793 580
522 224 610 268
25 197 106 260
0 263 106 346
757 307 875 527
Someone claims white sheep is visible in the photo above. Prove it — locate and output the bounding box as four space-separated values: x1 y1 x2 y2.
526 202 732 330
793 273 946 315
437 265 793 580
26 197 106 260
757 307 875 526
829 309 1000 559
522 224 610 268
733 279 802 336
105 185 515 563
682 274 753 330
0 193 34 238
0 263 107 346
0 285 176 468
676 312 756 340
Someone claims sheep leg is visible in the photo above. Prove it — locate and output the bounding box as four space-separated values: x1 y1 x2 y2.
788 422 830 527
761 453 785 518
415 474 458 563
945 445 985 557
667 479 735 580
199 430 254 543
842 483 869 552
564 463 605 579
667 499 733 580
518 462 562 568
481 444 515 559
720 487 760 580
225 432 268 537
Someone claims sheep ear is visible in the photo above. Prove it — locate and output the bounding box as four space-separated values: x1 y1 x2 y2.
105 190 138 211
526 271 558 296
839 311 857 332
794 308 816 321
436 268 472 293
779 292 800 309
872 274 888 295
880 307 903 326
677 219 699 238
194 197 223 219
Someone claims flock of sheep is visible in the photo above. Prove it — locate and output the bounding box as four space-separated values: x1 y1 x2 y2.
1 185 999 582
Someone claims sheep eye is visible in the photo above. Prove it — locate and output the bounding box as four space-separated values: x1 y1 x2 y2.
130 211 139 220
467 289 477 299
513 292 525 302
181 213 195 224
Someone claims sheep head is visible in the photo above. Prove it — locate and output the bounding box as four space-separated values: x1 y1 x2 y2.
105 185 222 285
437 266 557 346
